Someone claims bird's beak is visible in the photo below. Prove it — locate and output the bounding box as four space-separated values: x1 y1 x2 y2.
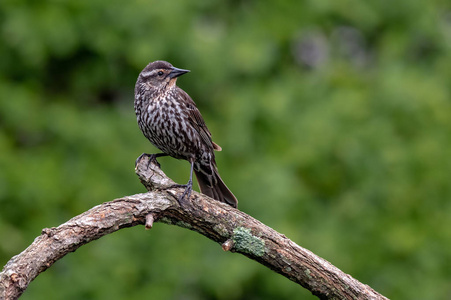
169 67 190 78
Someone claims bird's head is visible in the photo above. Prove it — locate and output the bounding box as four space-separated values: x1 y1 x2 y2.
137 60 190 92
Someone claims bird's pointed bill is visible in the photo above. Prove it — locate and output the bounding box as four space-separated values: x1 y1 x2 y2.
169 67 190 78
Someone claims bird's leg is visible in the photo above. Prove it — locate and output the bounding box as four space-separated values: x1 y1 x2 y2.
180 160 194 204
168 160 194 206
135 153 168 169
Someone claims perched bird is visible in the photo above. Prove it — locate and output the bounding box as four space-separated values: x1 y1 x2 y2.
134 60 237 208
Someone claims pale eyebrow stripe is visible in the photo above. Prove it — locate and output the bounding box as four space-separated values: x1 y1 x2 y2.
140 70 158 78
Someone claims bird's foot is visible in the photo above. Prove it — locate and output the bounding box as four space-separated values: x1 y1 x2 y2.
135 153 161 169
168 179 193 206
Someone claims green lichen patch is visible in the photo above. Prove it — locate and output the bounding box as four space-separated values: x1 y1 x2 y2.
232 227 265 257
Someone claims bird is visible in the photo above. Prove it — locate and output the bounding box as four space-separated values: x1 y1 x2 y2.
134 60 238 208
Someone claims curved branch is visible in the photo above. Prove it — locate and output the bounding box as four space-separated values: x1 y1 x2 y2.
0 156 388 300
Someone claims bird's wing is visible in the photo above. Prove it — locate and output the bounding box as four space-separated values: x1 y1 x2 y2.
177 87 221 151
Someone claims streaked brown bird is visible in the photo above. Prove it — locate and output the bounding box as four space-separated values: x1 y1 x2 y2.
134 60 237 208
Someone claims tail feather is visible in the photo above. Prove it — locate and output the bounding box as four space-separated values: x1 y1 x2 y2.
194 166 237 208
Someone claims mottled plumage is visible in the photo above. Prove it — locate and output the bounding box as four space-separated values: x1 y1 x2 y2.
134 60 237 208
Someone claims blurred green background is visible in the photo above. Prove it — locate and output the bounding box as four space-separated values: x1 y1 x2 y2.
1 0 451 299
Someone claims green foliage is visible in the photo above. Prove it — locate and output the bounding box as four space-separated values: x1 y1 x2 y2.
1 0 451 299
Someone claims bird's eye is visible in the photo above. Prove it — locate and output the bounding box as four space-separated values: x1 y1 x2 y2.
157 71 164 76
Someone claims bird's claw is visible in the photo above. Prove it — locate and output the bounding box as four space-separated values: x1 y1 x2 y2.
168 179 193 206
135 153 161 169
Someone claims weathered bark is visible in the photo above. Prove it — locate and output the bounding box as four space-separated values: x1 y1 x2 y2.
0 156 388 300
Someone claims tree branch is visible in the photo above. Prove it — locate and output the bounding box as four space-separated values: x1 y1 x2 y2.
0 156 388 300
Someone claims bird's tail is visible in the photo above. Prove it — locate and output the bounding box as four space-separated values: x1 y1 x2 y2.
194 162 238 208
